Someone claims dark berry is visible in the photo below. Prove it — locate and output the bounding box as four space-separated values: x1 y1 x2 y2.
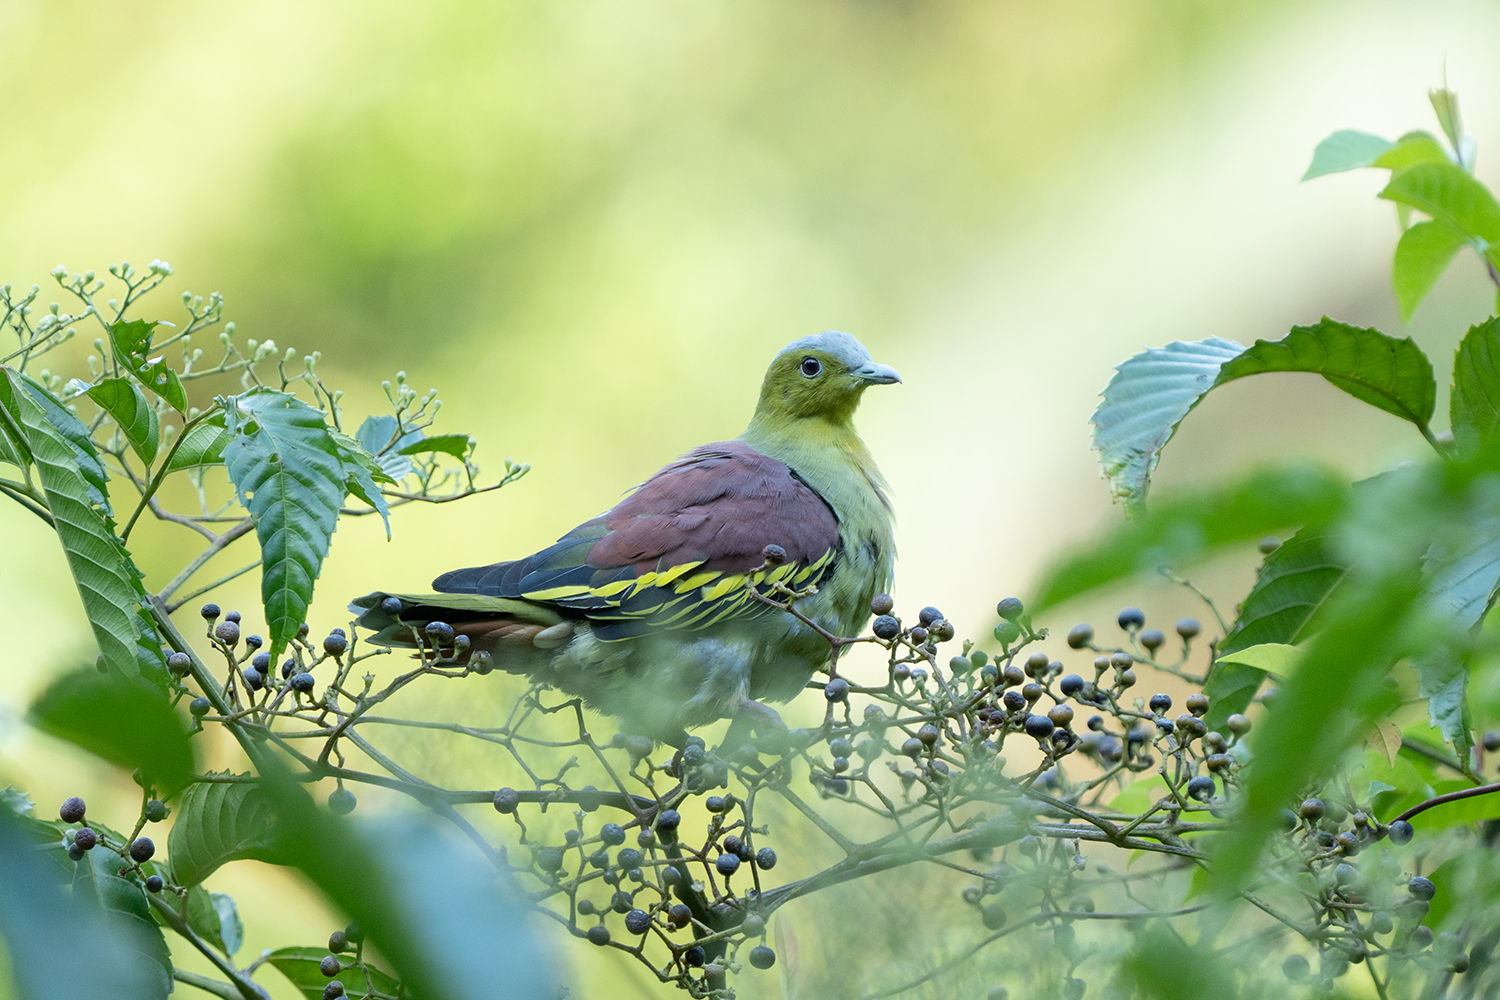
586 925 610 948
319 956 341 978
756 847 777 870
1258 536 1282 554
493 787 520 814
1002 665 1025 686
716 853 741 876
1048 705 1074 728
322 633 348 656
828 737 854 759
1139 628 1165 651
1117 607 1145 630
1001 690 1026 713
215 621 240 647
1282 954 1309 981
1485 730 1500 752
1388 820 1414 845
611 890 634 914
1334 831 1360 855
328 788 356 815
1024 715 1055 740
917 724 941 746
1059 674 1085 697
616 848 643 870
1067 624 1094 649
918 606 943 627
244 634 263 651
931 620 955 642
225 611 242 623
328 930 348 953
143 874 164 893
1185 693 1209 717
534 847 564 872
761 543 786 564
380 596 404 616
1187 776 1214 801
625 909 651 934
324 984 346 1000
1087 715 1105 731
59 797 86 823
251 651 271 671
73 827 97 851
684 945 706 967
824 678 849 703
872 615 900 640
291 672 316 693
423 621 455 646
200 603 221 620
870 593 894 616
190 697 211 716
67 844 85 862
129 837 155 862
1226 713 1251 735
1176 618 1201 639
1409 876 1436 901
167 652 192 676
1148 694 1172 715
748 944 776 970
910 626 928 645
1299 798 1325 820
1205 754 1233 773
902 737 924 758
996 597 1024 621
668 903 692 928
1116 669 1136 688
655 809 680 835
600 823 626 846
145 800 168 822
282 659 297 678
241 667 264 691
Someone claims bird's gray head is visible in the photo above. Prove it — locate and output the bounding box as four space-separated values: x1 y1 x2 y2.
753 330 901 426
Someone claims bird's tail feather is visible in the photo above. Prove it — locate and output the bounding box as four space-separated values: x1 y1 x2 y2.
348 592 572 656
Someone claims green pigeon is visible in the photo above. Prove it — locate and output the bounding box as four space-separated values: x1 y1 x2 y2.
351 330 898 742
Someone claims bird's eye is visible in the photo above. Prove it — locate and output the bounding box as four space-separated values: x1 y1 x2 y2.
800 357 822 378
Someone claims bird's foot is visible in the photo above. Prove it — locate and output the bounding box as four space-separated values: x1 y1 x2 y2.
717 699 786 755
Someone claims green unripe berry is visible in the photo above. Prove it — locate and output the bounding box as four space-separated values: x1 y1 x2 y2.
996 597 1024 621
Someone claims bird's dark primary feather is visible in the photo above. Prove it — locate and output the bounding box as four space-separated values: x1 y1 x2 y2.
432 442 841 640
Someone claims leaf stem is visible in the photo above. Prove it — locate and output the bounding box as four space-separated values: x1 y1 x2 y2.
121 408 216 542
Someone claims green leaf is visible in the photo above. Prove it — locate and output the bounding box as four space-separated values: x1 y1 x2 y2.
165 413 229 472
18 372 110 509
1107 775 1166 814
181 887 242 956
1220 530 1350 655
0 811 167 1000
1429 88 1464 155
1301 130 1394 180
1213 643 1302 676
87 378 160 466
0 367 147 676
354 414 422 480
397 433 473 460
109 319 187 413
1381 161 1500 243
1371 131 1450 171
1200 663 1269 735
220 389 347 659
28 668 195 796
1451 318 1500 460
331 430 393 539
1031 463 1347 613
166 779 281 888
267 946 401 1000
1392 219 1470 322
1215 317 1436 430
257 768 551 999
1089 337 1245 510
72 845 174 996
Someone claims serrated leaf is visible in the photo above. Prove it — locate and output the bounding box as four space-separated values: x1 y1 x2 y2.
0 811 166 1000
1090 337 1245 509
166 413 229 472
73 846 174 996
332 430 392 539
1393 219 1470 322
18 372 110 509
397 433 472 460
167 779 281 888
110 319 186 413
354 414 422 480
268 946 402 1000
87 378 160 465
1301 130 1394 180
1381 161 1500 243
221 389 347 659
1372 131 1450 171
1216 317 1436 429
1032 463 1347 613
0 367 146 676
1451 318 1500 460
29 668 195 795
1213 643 1302 676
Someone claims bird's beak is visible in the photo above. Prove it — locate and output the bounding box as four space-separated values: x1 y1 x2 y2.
853 362 902 385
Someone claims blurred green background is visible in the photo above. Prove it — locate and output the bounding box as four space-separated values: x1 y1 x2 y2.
4 1 1500 997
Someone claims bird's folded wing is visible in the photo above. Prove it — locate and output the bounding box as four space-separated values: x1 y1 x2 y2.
433 441 842 640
